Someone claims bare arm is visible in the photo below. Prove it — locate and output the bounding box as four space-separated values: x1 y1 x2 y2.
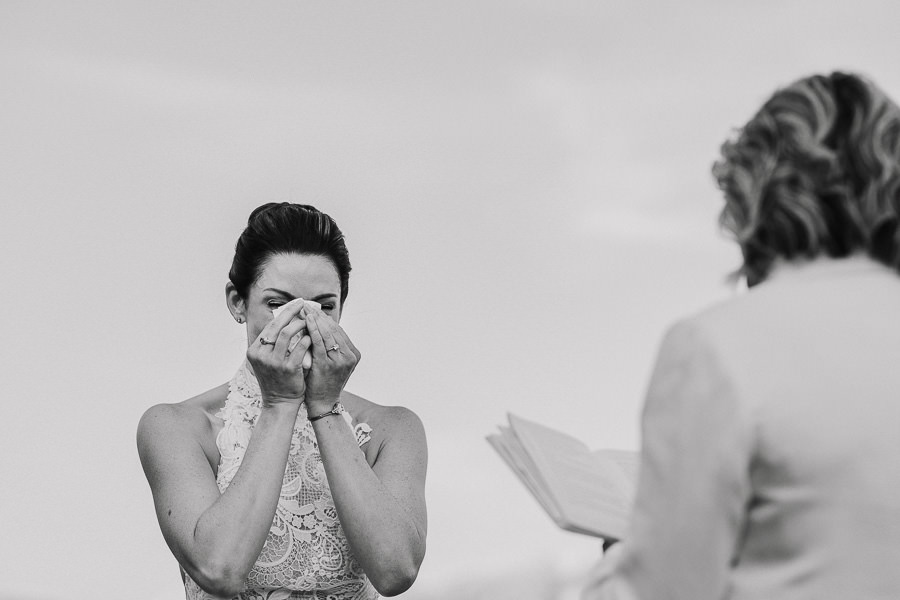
312 406 427 596
304 309 428 596
137 401 301 597
137 300 314 597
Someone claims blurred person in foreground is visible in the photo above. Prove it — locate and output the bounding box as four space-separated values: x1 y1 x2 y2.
583 72 900 600
138 203 427 600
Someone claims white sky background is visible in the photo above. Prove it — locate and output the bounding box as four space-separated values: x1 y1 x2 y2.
2 2 900 598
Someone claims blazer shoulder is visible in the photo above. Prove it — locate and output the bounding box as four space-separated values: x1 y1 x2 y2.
666 288 779 352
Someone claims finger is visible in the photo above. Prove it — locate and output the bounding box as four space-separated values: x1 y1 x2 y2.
327 328 357 367
310 312 340 357
255 298 305 350
330 324 360 362
274 318 307 358
287 329 312 368
253 330 278 351
327 326 359 377
305 312 328 357
287 328 307 353
285 335 312 371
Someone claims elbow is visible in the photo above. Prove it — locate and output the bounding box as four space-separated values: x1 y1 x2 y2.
368 552 423 597
190 560 248 599
370 567 419 597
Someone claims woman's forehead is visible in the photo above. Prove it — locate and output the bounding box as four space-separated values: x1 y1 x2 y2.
253 253 340 294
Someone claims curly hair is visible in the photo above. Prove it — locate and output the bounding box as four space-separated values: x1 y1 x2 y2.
713 72 900 284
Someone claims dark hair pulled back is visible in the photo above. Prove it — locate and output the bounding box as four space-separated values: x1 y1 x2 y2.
229 203 351 304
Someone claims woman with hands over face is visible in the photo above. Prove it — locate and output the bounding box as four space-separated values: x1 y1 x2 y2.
137 203 427 600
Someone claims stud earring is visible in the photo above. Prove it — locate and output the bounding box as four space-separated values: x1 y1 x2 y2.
236 316 244 324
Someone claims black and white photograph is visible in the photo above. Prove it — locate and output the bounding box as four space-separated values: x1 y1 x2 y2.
2 2 900 599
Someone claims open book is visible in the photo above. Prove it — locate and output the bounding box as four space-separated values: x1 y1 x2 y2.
487 413 640 541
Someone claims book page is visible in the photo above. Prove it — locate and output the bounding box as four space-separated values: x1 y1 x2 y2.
486 429 563 523
506 413 637 540
593 448 640 486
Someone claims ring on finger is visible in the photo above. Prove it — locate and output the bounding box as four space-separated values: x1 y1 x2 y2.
260 337 276 346
327 344 340 353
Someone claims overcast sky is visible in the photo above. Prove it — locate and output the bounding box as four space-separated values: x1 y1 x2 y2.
3 2 900 599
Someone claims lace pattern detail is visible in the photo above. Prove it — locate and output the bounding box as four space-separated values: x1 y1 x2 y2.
183 362 377 600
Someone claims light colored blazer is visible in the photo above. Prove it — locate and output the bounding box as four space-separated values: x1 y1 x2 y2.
584 255 900 600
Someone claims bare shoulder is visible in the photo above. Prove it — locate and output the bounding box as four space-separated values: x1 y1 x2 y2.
137 384 229 473
340 391 426 466
341 391 424 437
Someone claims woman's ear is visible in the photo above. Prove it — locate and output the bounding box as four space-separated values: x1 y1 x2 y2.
225 282 246 324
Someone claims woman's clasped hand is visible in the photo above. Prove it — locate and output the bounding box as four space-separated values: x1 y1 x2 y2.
249 297 361 413
248 298 313 404
298 301 361 413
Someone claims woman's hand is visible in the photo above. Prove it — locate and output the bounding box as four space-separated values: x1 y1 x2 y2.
246 298 313 407
301 304 361 414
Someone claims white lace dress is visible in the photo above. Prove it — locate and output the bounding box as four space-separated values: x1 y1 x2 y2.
182 362 378 600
